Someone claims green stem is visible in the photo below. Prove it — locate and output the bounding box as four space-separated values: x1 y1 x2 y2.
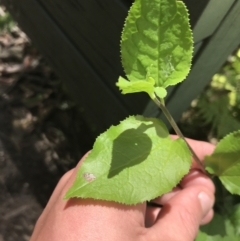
153 97 206 173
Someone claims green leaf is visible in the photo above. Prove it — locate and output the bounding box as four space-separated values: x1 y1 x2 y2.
119 0 193 93
116 76 155 99
204 130 240 195
229 204 240 236
65 116 192 204
196 213 239 241
195 231 220 241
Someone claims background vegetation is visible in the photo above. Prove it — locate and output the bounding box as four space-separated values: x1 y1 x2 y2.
179 48 240 142
0 5 240 240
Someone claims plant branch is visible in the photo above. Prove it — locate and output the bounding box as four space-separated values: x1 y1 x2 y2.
153 97 206 173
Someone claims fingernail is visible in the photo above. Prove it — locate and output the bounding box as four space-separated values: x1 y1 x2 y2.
198 192 213 217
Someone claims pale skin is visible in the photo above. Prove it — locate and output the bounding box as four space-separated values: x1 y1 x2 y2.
30 137 215 241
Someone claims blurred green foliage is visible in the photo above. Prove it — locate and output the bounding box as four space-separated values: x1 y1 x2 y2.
180 48 240 141
188 49 240 240
0 7 16 33
196 48 240 139
186 49 240 239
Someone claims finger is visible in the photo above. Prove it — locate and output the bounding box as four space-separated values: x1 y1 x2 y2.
145 187 181 227
147 171 215 241
153 186 181 205
187 139 215 169
180 170 215 226
180 170 215 193
170 135 215 169
200 209 214 225
170 135 215 159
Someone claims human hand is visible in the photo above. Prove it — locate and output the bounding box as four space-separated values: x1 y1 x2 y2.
30 137 215 241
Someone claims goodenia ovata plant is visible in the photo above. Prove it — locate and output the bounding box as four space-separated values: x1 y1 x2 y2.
65 0 240 236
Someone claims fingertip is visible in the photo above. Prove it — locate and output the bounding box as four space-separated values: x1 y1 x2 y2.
200 209 214 225
198 191 215 219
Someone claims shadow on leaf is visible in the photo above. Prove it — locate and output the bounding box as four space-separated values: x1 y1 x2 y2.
108 123 152 178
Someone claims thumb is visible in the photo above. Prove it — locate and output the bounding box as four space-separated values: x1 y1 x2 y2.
147 171 215 241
